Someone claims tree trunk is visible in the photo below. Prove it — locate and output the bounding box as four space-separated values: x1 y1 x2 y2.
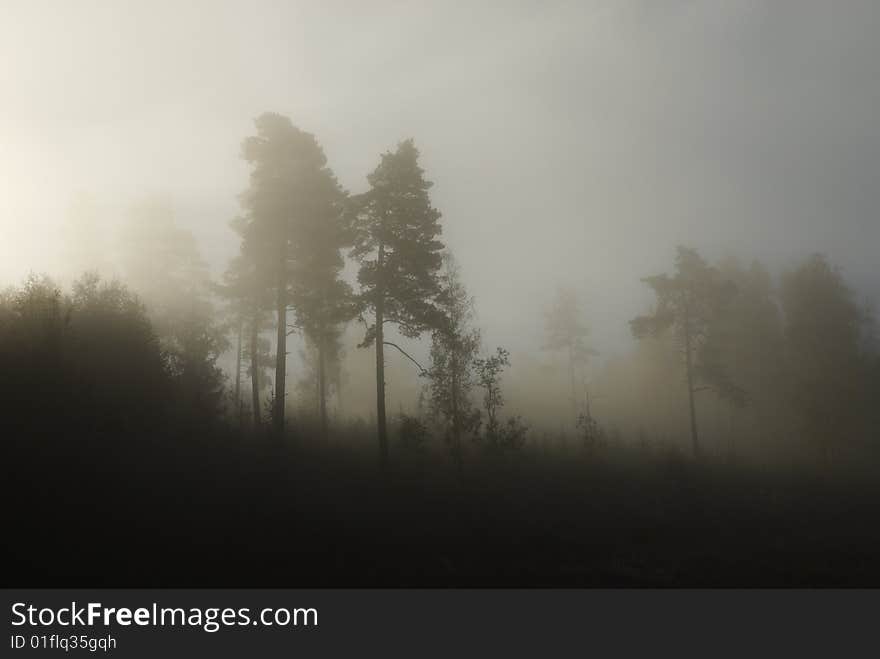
336 367 344 419
234 317 243 429
274 243 287 436
375 243 388 466
318 334 328 441
683 309 700 458
250 315 260 431
568 342 577 423
450 348 462 475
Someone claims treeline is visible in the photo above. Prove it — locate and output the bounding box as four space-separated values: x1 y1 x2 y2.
599 248 879 464
2 112 879 473
0 272 225 441
5 113 880 587
216 113 527 469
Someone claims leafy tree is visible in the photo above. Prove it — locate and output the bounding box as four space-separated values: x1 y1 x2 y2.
425 253 481 470
576 396 605 452
118 198 209 297
118 199 227 424
544 285 597 422
396 413 430 452
474 347 528 451
0 273 170 437
349 139 445 464
709 257 787 455
0 275 70 431
239 113 346 435
70 274 173 432
780 254 871 459
630 246 739 457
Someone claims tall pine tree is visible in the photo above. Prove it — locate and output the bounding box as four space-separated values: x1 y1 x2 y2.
239 113 345 436
289 193 354 440
630 246 738 457
350 139 445 464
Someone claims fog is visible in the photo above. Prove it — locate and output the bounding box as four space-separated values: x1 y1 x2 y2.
5 0 880 587
4 0 878 352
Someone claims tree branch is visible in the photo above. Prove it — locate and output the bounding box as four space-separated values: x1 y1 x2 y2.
383 341 427 375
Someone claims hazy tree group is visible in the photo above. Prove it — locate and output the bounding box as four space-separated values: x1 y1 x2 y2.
4 111 878 476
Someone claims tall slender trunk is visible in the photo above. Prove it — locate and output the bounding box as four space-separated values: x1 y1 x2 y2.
683 306 700 458
450 345 462 474
315 351 320 416
318 334 328 441
336 368 344 419
375 242 388 465
250 315 260 431
727 407 735 461
568 342 577 423
234 318 243 428
274 242 287 436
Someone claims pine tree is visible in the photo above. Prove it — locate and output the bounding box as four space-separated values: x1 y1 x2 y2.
217 249 274 431
780 254 870 459
630 246 738 457
239 113 345 436
349 139 445 465
289 177 353 441
544 285 596 423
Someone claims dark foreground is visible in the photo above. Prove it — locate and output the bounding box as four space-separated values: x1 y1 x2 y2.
5 426 880 587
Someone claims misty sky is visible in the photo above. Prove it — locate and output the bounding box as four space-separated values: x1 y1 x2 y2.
2 0 878 359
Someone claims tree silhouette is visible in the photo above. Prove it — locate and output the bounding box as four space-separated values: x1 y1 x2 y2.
349 139 445 465
425 253 481 471
630 246 738 457
1 273 170 437
709 257 784 456
544 285 597 423
288 173 353 441
780 254 870 460
118 199 227 424
474 347 528 451
239 113 345 436
217 250 274 430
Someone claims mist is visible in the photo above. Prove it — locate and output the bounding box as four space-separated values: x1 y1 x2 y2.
3 1 880 586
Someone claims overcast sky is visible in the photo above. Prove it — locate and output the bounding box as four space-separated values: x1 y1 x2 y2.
2 0 878 358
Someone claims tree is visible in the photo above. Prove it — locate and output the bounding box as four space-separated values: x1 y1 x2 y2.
288 175 353 441
218 245 275 432
239 113 346 436
425 253 481 471
630 246 739 457
293 330 345 437
118 199 228 424
61 193 112 279
474 347 528 451
709 257 786 456
544 285 596 422
0 273 170 438
349 139 446 464
0 274 71 432
780 254 870 459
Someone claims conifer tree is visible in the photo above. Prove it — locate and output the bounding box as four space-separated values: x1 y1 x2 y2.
630 246 738 457
239 113 345 435
349 139 445 464
544 285 596 422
